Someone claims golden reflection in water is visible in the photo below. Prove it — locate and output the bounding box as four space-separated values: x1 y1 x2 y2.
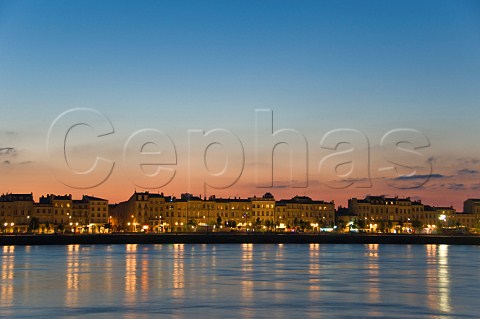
1 246 15 309
172 244 185 291
425 245 451 313
438 245 451 313
207 245 218 296
65 245 80 308
306 244 321 318
308 244 321 284
140 251 150 298
367 244 379 258
125 244 138 304
276 243 284 259
242 243 253 263
426 244 438 310
211 245 216 269
426 244 437 260
365 244 380 314
240 244 254 318
103 246 113 292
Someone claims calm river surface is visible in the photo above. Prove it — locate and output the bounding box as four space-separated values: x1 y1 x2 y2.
1 244 479 318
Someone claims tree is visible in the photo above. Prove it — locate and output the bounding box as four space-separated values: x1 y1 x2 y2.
264 220 274 231
317 218 326 228
396 221 404 233
57 223 65 234
357 219 366 230
28 217 40 233
103 222 112 233
216 216 222 228
254 217 262 230
293 218 299 228
299 219 309 232
187 219 197 231
411 219 423 231
378 221 386 233
0 219 5 233
350 219 358 230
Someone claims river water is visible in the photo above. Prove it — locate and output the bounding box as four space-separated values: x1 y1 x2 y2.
1 244 479 318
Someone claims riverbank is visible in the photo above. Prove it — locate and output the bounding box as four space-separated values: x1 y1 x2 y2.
1 233 480 245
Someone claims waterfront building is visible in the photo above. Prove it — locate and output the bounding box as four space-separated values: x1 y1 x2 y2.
210 196 251 230
34 196 55 233
115 192 166 232
32 194 109 234
0 193 34 233
250 193 276 227
72 198 89 233
276 196 335 231
453 213 478 231
109 191 334 233
222 197 252 230
463 198 480 214
423 205 456 232
32 194 72 233
81 195 109 233
4 189 480 234
457 199 480 231
349 196 425 233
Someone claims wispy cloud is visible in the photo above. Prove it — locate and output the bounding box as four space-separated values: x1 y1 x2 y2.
428 182 466 191
0 147 33 166
457 158 480 165
0 147 16 156
0 131 17 137
2 160 32 166
395 173 445 181
457 168 479 175
445 183 466 191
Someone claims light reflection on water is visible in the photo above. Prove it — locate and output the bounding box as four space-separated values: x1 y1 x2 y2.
0 244 478 318
1 245 15 316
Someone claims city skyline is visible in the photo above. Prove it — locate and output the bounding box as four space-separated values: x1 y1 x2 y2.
1 1 480 210
2 189 480 236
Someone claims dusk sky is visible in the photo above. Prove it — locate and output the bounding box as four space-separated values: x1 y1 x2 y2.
0 0 479 209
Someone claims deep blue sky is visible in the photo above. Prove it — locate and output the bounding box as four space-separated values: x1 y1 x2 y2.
0 0 479 207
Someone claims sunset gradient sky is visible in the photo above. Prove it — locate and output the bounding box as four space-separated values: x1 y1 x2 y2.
0 0 479 209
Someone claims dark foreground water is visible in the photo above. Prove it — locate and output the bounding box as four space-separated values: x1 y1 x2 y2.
1 244 479 318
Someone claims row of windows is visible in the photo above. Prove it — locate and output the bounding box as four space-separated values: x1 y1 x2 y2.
252 204 274 209
91 213 107 218
252 211 274 217
0 210 31 216
276 207 331 212
136 207 163 212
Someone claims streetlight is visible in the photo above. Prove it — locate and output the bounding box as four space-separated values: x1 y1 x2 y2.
439 214 447 231
131 215 136 232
